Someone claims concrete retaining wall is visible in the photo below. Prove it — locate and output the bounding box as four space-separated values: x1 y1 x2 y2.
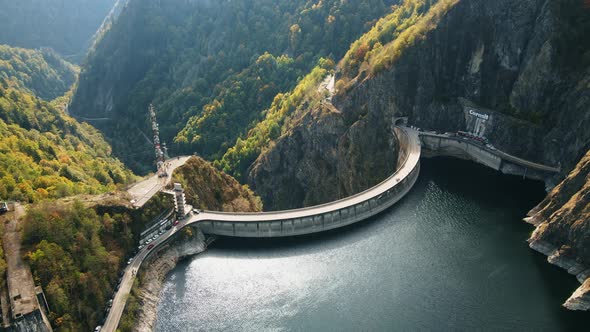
500 163 546 181
420 134 551 181
420 135 502 170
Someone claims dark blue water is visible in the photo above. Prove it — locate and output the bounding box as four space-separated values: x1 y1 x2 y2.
156 158 590 331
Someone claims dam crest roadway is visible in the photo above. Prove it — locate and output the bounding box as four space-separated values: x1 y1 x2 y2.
103 125 561 331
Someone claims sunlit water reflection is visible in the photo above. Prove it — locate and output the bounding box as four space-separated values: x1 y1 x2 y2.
156 158 590 331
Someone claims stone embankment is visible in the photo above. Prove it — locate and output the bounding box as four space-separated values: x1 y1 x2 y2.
132 228 207 331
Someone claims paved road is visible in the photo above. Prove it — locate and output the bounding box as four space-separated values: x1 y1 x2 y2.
102 127 421 332
101 211 198 332
189 129 420 223
318 74 335 102
127 156 191 208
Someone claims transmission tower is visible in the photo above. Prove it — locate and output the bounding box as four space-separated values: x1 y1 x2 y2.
149 104 168 177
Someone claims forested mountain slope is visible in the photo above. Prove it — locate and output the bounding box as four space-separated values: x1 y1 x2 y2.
0 45 78 100
230 0 589 211
0 70 135 202
171 156 262 212
19 158 262 331
70 0 399 173
0 0 117 62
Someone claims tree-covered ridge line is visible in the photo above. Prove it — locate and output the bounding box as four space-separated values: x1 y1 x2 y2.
337 0 458 90
172 0 399 160
0 83 135 203
0 45 79 101
0 0 117 63
217 58 335 181
171 156 263 212
216 0 453 181
71 0 399 173
174 52 302 160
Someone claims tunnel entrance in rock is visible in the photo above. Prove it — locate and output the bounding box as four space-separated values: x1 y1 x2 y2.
394 117 408 126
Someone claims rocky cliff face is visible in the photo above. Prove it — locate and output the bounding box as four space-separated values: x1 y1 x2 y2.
334 0 590 171
526 150 590 310
249 0 589 209
248 100 398 211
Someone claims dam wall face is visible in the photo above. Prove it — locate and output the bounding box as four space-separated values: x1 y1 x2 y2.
419 134 552 181
395 126 410 165
499 163 547 181
197 164 420 237
420 135 502 170
197 127 421 238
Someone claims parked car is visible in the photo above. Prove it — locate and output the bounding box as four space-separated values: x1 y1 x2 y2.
127 258 132 265
138 245 144 250
94 326 102 332
147 243 155 250
0 202 8 214
173 220 179 226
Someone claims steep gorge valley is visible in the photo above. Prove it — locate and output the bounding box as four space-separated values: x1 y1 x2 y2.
0 0 589 330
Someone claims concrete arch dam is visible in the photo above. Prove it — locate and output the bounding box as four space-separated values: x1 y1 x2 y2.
102 126 561 332
188 126 421 237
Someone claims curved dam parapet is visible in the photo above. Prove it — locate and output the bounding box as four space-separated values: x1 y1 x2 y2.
190 126 421 237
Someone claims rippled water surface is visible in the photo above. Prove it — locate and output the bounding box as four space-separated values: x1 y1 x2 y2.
156 158 589 331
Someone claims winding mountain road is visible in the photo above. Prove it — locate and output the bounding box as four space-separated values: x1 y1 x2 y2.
127 156 191 208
